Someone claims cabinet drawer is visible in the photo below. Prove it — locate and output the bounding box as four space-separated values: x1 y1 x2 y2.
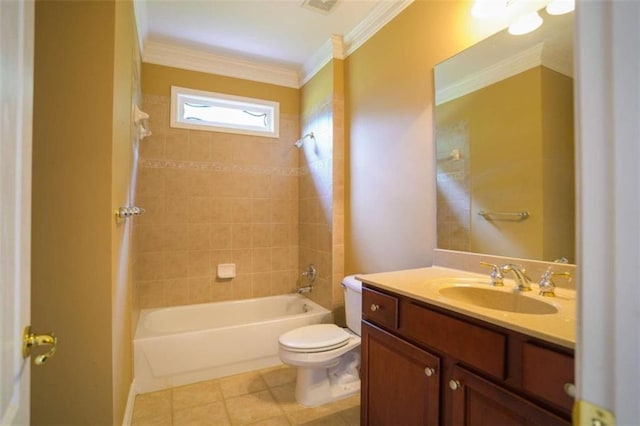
362 287 399 330
402 302 506 379
522 343 574 412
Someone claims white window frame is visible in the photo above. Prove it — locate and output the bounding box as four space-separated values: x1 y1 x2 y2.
170 86 280 138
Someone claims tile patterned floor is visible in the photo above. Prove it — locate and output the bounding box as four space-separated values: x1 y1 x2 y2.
131 365 360 426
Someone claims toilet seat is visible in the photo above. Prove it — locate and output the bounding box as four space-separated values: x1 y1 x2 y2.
279 324 351 353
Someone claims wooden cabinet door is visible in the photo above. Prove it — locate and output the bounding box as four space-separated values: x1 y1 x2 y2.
361 322 440 426
448 366 570 426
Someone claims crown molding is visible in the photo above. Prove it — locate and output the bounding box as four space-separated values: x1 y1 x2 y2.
300 0 414 85
133 0 149 56
436 39 574 105
435 43 545 105
141 0 415 89
143 40 301 89
344 0 414 56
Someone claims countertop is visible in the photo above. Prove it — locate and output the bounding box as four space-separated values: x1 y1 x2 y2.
357 266 576 349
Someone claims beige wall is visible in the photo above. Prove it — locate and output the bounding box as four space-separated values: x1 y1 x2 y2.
32 0 138 424
345 0 505 274
135 64 300 308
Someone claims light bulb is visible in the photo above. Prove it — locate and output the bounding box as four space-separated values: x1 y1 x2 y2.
546 0 575 15
508 11 543 35
471 0 509 19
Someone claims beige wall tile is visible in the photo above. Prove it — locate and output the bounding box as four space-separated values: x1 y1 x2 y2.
188 277 211 304
252 248 271 273
187 250 211 277
252 224 272 248
252 273 272 298
232 224 252 249
165 279 190 306
188 132 212 162
210 223 231 250
232 275 253 299
187 223 211 251
135 93 302 309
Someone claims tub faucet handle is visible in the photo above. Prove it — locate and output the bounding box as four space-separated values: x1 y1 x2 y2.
301 264 317 284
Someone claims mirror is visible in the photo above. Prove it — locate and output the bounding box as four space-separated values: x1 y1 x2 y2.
434 10 575 263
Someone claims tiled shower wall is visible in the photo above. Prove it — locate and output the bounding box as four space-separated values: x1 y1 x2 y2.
134 94 300 308
299 96 334 309
298 92 346 320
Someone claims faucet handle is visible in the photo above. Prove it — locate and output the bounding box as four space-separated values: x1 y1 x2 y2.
538 268 571 297
479 262 504 286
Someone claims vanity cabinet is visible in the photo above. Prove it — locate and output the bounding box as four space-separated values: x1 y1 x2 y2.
361 285 574 425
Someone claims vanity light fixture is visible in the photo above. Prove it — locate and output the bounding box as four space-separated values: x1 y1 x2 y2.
508 10 543 35
545 0 575 15
471 0 509 19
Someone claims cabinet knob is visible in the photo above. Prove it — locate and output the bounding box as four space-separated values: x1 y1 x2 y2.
370 304 380 312
564 383 576 398
449 379 461 391
424 367 436 377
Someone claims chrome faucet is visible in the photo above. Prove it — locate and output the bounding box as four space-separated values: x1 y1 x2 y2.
296 264 317 294
500 264 532 291
479 262 504 286
538 267 571 297
297 286 313 294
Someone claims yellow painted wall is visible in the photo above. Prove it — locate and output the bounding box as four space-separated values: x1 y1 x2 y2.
32 0 138 423
345 0 505 274
541 67 575 262
142 63 299 114
468 68 544 259
112 0 139 421
435 66 575 261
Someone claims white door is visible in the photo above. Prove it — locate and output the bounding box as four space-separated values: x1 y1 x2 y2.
0 0 34 424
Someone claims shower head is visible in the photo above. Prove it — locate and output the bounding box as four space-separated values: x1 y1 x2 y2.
294 132 315 148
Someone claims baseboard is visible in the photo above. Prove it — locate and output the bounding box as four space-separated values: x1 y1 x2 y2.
122 379 136 426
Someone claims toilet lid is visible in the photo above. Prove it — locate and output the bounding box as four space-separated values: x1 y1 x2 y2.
279 324 351 352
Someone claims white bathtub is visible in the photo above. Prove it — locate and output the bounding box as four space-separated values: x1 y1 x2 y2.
134 294 332 393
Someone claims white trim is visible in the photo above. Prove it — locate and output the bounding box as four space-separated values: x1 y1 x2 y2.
344 0 413 57
576 1 640 423
170 86 280 138
300 0 414 85
436 41 573 106
132 0 148 57
436 43 544 105
300 39 334 86
121 380 136 426
142 1 413 88
143 40 300 89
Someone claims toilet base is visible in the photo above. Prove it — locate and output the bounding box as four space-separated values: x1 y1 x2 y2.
294 349 360 407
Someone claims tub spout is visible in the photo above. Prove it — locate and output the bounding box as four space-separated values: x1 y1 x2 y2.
297 286 313 294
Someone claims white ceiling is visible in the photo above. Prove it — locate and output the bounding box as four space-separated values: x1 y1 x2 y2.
136 0 412 86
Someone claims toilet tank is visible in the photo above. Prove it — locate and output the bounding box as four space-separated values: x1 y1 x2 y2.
342 275 363 336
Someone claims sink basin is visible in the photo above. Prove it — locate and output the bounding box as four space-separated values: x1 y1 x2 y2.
438 286 558 315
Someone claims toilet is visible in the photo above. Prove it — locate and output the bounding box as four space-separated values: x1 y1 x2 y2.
278 275 362 407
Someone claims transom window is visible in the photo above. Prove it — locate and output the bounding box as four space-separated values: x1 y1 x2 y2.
170 86 279 138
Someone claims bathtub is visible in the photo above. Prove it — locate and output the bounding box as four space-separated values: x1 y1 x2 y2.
134 294 332 393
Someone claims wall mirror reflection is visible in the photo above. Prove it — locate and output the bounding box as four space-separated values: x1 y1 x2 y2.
434 10 575 263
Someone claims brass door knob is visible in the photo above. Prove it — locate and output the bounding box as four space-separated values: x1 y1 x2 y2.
23 326 57 365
